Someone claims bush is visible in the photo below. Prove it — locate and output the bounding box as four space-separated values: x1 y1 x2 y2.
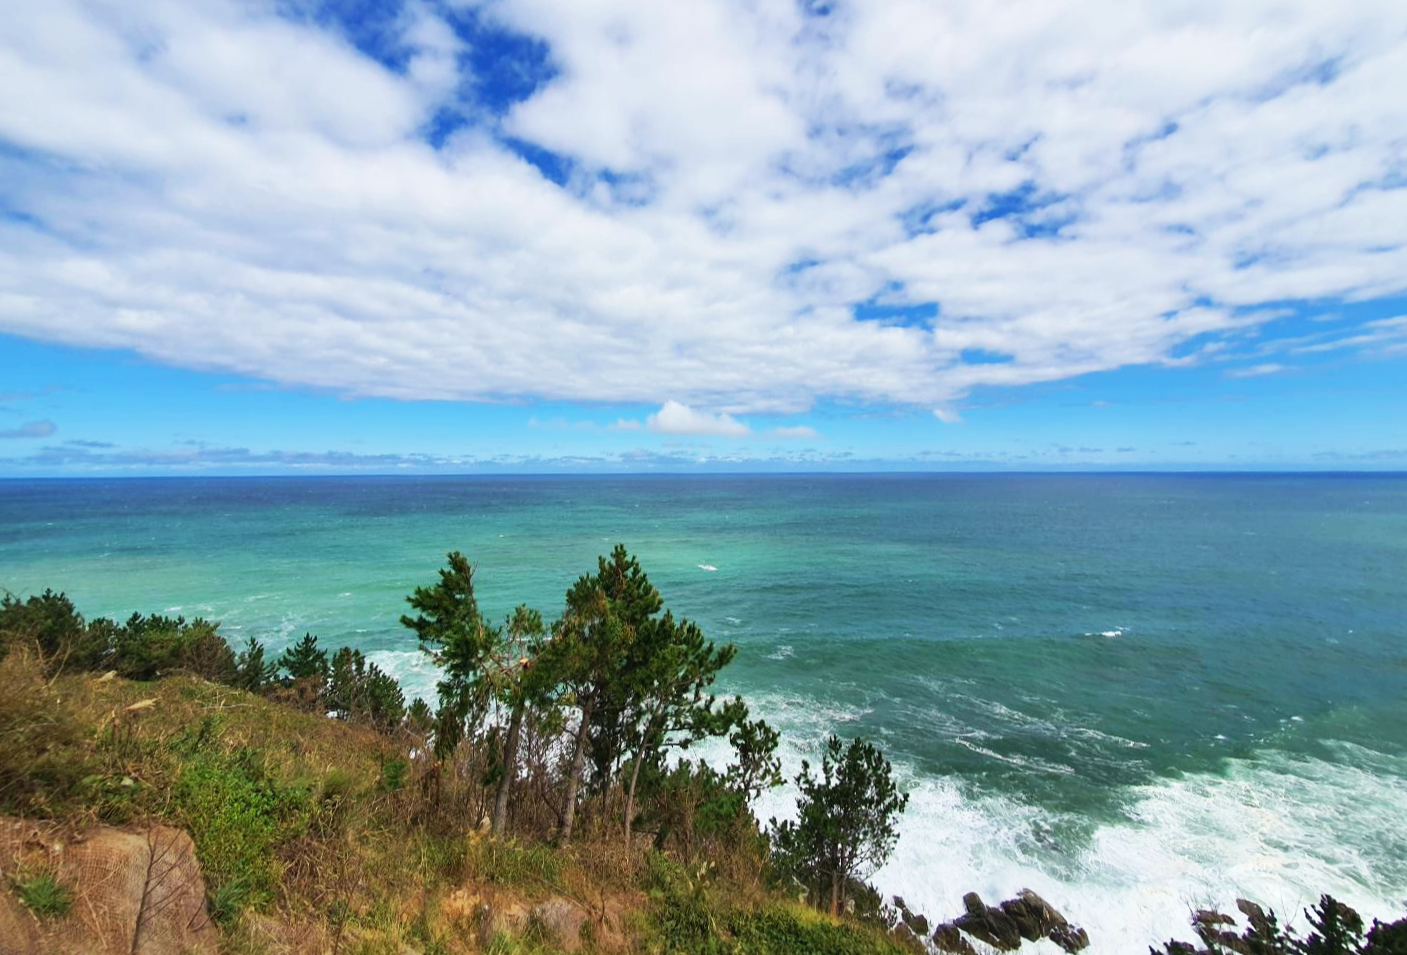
327 647 404 730
0 589 95 669
174 741 312 919
102 613 235 682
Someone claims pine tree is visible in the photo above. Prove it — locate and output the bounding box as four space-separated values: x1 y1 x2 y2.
232 637 279 692
539 545 662 843
770 734 909 916
278 632 328 682
401 551 499 758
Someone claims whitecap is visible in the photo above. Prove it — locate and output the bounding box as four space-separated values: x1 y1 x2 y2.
697 563 718 572
768 645 794 660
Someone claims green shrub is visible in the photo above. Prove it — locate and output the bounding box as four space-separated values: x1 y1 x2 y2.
174 744 312 919
644 852 727 954
11 869 74 919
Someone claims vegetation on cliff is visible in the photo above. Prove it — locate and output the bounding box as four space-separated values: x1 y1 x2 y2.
0 548 912 954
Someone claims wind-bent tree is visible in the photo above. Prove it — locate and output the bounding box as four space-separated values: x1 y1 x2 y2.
770 734 909 916
539 545 661 844
488 604 548 837
618 609 739 847
401 551 498 759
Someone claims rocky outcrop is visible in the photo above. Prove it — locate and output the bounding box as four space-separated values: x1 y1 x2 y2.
0 818 216 955
923 889 1088 955
532 897 588 952
441 887 597 953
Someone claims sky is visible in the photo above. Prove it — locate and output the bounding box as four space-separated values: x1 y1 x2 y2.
1 0 1406 474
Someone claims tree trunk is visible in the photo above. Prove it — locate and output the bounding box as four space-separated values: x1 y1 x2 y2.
559 694 594 844
491 700 525 837
624 749 645 849
830 871 840 917
624 713 660 849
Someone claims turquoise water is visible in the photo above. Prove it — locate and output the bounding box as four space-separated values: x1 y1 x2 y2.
3 474 1406 949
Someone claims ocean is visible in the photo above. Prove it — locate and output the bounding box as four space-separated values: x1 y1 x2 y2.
3 473 1405 951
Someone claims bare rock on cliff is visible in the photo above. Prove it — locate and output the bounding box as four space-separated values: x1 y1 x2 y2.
532 897 588 952
1 818 216 955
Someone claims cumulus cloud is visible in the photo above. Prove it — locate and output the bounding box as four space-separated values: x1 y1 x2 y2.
0 0 1404 414
0 419 57 439
646 400 750 437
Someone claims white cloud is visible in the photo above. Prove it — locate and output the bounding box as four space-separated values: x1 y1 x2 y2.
647 401 750 437
0 0 1404 413
608 418 642 431
771 425 819 439
933 408 962 424
1226 363 1287 378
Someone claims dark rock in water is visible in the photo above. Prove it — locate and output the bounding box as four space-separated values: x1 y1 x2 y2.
1049 925 1090 953
904 911 931 936
933 924 979 955
956 904 1023 950
934 888 1088 955
893 896 908 912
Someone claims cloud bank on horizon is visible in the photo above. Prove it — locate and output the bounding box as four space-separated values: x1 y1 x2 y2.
1 0 1406 425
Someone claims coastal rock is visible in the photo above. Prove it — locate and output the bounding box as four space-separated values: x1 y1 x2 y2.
0 818 216 955
954 892 1023 950
532 898 587 952
932 923 979 955
933 889 1088 955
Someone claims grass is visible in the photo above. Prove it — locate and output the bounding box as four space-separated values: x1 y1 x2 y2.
1 664 907 955
12 869 74 919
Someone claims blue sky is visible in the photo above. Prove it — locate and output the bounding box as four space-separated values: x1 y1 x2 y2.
2 0 1406 474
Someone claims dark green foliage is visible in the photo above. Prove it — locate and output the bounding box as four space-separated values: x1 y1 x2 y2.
11 869 74 919
278 632 328 682
727 714 783 805
406 697 434 735
401 552 496 757
1366 917 1407 955
0 589 85 663
770 735 909 916
327 647 405 730
379 757 409 793
99 612 235 682
1298 896 1366 955
644 760 745 860
1153 898 1407 955
232 637 279 693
